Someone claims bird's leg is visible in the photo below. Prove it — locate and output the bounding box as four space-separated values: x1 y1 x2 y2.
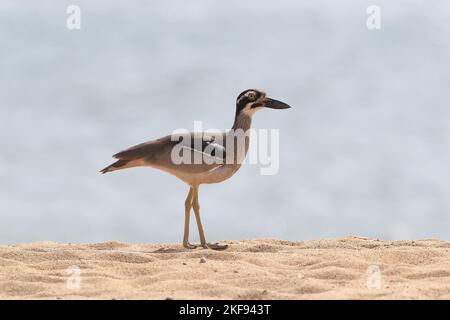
183 187 197 249
192 186 206 246
192 186 228 251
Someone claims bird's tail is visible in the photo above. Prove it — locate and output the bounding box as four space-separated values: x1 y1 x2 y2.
99 159 131 174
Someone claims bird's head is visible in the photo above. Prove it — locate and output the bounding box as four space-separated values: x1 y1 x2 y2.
235 89 291 117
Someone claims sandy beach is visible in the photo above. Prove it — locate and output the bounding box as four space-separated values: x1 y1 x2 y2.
1 236 449 299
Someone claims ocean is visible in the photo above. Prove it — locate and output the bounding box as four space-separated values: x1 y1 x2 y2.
1 0 449 243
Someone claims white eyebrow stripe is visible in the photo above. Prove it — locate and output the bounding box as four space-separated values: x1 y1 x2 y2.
237 90 258 105
237 94 246 104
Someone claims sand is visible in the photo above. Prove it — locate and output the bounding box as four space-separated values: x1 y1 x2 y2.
1 236 450 300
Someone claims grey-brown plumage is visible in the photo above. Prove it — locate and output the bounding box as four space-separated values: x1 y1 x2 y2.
101 89 291 250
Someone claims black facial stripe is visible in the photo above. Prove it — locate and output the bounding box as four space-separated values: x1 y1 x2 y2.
236 89 253 102
235 89 261 115
251 102 263 108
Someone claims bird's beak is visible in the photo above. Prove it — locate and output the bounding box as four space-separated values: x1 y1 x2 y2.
260 97 291 109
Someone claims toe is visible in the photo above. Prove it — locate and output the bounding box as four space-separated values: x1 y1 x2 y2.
206 242 229 251
183 242 198 249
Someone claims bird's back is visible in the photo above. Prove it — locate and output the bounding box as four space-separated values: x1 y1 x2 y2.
102 112 254 185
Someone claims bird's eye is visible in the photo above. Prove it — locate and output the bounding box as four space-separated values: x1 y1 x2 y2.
248 93 255 100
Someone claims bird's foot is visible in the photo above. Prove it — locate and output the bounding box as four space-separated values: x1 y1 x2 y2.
183 241 198 249
202 242 229 251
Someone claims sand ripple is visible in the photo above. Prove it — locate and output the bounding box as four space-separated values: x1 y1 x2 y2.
0 237 450 299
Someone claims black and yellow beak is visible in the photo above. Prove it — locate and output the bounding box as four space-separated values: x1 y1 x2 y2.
260 97 291 109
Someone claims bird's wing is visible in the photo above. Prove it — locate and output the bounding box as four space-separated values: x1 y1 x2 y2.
113 132 226 174
194 132 227 162
113 135 174 161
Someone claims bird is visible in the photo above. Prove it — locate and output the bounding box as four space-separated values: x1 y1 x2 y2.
100 89 291 250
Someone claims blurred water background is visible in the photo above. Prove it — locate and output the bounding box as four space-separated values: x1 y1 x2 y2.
1 1 450 244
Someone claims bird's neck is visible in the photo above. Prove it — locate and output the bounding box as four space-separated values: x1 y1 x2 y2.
226 111 252 167
231 112 252 132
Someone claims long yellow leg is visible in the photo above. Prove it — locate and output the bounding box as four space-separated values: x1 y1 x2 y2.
192 186 206 246
183 187 196 249
192 186 228 250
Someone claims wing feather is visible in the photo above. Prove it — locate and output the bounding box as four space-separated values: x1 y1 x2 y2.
113 135 174 160
112 132 226 163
